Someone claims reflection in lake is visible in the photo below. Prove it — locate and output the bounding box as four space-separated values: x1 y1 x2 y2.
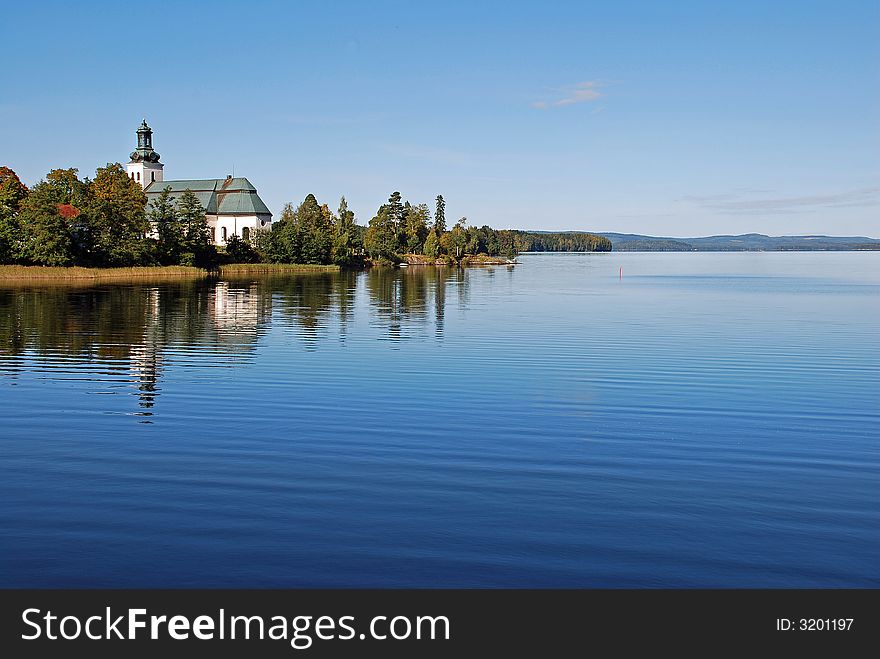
2 253 876 588
0 267 474 416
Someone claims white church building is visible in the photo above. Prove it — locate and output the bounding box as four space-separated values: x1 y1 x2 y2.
126 120 272 245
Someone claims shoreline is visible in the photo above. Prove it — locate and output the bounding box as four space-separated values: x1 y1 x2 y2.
0 263 340 283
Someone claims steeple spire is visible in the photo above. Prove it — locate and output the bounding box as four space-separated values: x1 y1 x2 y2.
131 120 160 163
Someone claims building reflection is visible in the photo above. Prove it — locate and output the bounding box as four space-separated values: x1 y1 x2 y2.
0 265 485 418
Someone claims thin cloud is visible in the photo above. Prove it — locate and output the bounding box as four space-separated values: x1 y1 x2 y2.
682 186 880 215
532 81 605 110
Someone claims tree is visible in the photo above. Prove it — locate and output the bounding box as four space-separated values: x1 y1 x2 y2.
264 195 333 265
224 234 258 263
387 191 405 231
149 187 183 264
249 225 273 262
176 189 216 267
403 203 430 254
434 194 446 234
332 196 361 266
0 167 29 263
85 163 151 266
266 202 298 263
45 168 89 207
364 205 399 262
423 229 440 258
440 217 468 259
296 194 333 264
465 226 482 255
16 181 74 266
0 166 29 214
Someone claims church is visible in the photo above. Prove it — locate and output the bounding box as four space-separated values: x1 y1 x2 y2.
126 120 273 245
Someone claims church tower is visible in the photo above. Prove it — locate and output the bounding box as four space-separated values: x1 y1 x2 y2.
126 120 164 188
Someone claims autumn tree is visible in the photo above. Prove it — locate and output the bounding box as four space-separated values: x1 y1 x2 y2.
0 167 29 214
0 167 29 263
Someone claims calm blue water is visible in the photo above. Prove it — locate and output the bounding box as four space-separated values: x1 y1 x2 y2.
1 252 877 587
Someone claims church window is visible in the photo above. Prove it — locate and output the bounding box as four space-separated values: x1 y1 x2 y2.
242 227 250 240
210 227 216 242
221 227 227 241
151 172 155 183
136 172 140 182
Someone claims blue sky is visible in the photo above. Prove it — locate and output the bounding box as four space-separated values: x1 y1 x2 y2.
2 0 878 236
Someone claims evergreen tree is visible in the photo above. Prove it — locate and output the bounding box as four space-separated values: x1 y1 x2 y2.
176 189 215 267
364 206 399 262
223 234 258 263
296 193 333 264
434 194 446 234
332 195 361 266
149 187 183 264
387 191 405 231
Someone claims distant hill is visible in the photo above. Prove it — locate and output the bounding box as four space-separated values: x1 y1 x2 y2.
597 232 880 252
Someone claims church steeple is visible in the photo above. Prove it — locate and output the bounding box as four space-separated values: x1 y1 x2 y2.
127 119 164 188
130 120 161 163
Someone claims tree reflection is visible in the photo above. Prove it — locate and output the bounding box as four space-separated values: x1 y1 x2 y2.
0 266 467 417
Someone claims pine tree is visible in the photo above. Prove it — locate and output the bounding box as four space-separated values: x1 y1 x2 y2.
434 194 446 234
149 187 182 264
176 189 215 267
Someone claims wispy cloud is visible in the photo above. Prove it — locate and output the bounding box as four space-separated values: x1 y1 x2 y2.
682 186 880 215
532 81 605 110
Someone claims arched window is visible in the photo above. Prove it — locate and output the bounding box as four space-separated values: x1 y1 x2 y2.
151 172 155 183
136 172 140 182
210 227 216 243
242 226 250 241
221 227 227 242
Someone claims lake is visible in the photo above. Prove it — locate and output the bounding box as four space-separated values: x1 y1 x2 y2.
0 252 877 587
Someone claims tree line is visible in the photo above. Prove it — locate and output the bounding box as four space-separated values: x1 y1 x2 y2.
1 165 611 269
512 231 612 252
0 164 217 268
362 192 523 264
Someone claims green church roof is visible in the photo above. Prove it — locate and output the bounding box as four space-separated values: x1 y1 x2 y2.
144 177 271 216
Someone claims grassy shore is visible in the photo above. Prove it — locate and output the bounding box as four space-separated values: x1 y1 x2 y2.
0 263 341 284
0 265 207 282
